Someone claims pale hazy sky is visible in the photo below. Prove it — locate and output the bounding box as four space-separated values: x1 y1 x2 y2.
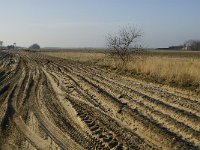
0 0 200 48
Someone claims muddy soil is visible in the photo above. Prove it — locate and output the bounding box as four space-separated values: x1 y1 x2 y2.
0 51 200 150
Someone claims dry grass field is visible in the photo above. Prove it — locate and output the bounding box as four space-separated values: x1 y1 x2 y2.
0 50 200 150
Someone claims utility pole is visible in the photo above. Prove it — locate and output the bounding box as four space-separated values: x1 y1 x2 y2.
0 41 3 49
13 43 16 49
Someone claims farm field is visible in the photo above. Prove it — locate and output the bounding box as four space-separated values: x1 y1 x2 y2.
42 50 200 93
0 50 200 150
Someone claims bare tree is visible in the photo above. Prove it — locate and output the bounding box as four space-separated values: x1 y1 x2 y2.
107 26 142 65
184 40 200 51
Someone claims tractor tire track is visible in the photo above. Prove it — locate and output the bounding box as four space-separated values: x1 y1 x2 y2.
0 51 199 150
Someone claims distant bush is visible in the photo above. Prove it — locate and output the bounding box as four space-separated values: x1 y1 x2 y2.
29 43 40 50
7 45 15 50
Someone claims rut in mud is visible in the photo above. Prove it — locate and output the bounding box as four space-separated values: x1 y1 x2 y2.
0 51 200 150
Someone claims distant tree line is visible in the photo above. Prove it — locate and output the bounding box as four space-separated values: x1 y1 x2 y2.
184 40 200 51
5 43 40 50
157 40 200 51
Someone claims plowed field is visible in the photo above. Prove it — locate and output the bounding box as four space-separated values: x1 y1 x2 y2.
0 51 200 150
